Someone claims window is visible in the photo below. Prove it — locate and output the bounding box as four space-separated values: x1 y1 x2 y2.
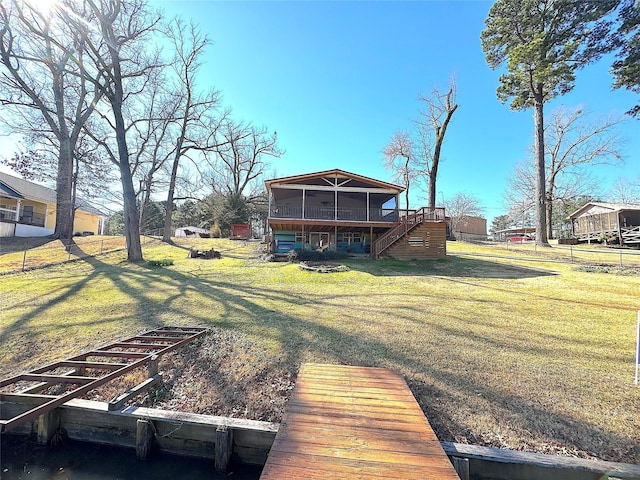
342 232 362 244
21 205 34 223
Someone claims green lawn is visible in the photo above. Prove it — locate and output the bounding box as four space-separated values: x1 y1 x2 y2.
1 239 638 463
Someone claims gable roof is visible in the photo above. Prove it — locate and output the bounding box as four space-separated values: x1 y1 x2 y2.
0 172 105 216
569 202 640 219
265 168 404 192
0 172 56 204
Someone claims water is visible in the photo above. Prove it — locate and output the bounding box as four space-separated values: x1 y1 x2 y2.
0 435 262 480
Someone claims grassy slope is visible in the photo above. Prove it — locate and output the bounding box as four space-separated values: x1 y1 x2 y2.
0 239 638 463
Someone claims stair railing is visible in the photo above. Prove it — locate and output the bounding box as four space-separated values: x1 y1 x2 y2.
372 207 445 258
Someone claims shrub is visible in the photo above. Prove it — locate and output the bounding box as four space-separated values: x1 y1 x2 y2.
147 259 174 267
292 249 349 262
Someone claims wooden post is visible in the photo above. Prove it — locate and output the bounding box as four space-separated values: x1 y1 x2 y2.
215 425 233 472
37 408 60 445
136 419 155 460
451 456 470 480
148 355 158 378
635 311 639 386
370 226 373 258
22 249 27 271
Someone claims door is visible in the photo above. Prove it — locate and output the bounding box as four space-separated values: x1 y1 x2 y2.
309 232 330 251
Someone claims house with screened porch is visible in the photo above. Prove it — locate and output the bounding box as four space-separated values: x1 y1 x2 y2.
265 169 447 259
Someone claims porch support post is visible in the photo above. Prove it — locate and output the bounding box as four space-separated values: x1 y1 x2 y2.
334 189 338 221
301 223 304 251
268 189 272 217
367 192 370 222
16 199 21 222
302 189 305 219
617 212 623 247
334 225 337 251
370 226 374 259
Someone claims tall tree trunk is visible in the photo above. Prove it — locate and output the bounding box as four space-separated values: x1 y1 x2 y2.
52 67 74 240
545 191 553 240
162 153 181 243
427 90 458 210
162 105 189 243
101 12 143 262
55 140 74 239
113 99 143 261
428 174 437 212
533 87 549 246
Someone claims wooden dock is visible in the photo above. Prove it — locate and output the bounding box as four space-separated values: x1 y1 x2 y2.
260 363 461 479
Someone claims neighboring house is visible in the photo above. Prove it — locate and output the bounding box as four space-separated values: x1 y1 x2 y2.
448 215 487 241
0 172 106 238
174 226 210 238
569 202 640 246
265 169 447 259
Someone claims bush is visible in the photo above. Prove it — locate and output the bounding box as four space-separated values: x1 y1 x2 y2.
147 259 174 267
291 249 349 262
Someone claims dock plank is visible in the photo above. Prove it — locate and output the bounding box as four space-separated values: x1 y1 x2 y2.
260 363 460 480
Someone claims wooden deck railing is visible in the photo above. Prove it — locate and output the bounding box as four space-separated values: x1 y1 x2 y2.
621 225 640 244
372 207 445 258
269 204 400 223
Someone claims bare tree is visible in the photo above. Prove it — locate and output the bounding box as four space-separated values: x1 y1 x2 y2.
415 79 458 209
506 159 603 238
382 131 416 212
609 177 640 204
508 106 625 239
383 78 458 212
62 0 162 261
543 107 625 239
209 120 282 199
0 0 103 239
161 18 224 242
445 192 484 238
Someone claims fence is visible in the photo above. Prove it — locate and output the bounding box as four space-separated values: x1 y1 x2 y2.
493 240 640 268
0 236 157 274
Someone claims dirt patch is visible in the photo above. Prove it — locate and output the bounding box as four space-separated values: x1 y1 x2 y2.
86 328 296 423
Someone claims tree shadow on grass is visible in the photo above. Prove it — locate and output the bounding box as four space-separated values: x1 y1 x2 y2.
347 256 557 279
0 252 636 463
0 236 57 256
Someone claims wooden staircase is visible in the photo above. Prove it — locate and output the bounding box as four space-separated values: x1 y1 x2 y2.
373 207 445 258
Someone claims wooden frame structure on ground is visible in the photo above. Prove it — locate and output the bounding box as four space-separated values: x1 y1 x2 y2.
0 326 206 434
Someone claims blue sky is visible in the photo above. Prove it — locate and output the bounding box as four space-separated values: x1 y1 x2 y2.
152 0 638 222
1 1 638 222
